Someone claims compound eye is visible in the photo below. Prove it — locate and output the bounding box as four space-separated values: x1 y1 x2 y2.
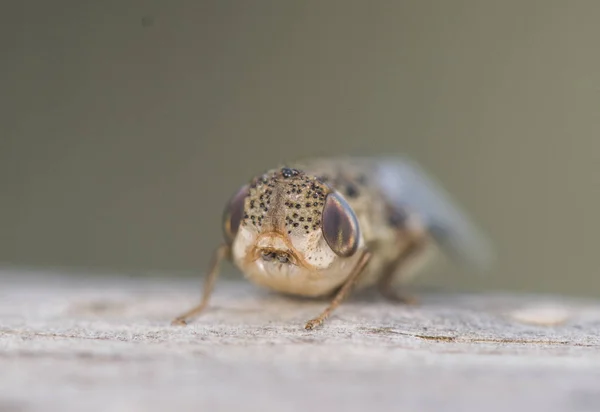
222 184 249 245
321 192 360 257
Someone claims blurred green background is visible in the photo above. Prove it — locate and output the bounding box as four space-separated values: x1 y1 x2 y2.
2 1 599 297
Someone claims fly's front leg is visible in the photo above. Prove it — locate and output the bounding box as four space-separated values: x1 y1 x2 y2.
171 244 230 326
304 250 372 330
377 234 427 306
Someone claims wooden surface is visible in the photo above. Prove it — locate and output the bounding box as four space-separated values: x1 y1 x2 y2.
1 269 600 412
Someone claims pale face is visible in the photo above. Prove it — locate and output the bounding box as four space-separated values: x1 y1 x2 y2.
231 220 365 297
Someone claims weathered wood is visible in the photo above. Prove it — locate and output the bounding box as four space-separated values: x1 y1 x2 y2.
1 269 600 412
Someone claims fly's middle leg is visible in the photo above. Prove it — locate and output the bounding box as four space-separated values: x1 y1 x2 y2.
377 232 428 306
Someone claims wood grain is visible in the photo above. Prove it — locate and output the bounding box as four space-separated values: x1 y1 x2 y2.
1 269 599 412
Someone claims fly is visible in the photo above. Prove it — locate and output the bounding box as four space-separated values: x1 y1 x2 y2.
171 156 493 330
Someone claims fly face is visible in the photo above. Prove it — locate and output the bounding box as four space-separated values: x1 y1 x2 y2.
226 167 365 297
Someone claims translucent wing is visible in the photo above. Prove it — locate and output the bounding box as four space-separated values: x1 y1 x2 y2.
372 156 494 272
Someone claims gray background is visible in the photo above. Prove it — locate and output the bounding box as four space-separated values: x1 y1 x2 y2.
2 1 599 297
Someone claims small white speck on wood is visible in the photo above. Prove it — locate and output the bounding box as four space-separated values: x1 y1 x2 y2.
509 304 573 326
1 269 600 412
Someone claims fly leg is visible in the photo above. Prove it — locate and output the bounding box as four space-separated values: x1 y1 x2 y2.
171 244 230 326
377 235 427 306
304 250 372 330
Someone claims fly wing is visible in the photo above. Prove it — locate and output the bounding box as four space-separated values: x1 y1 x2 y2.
372 156 494 272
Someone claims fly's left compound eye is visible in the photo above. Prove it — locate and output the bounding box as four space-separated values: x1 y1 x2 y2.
321 192 360 257
222 184 249 245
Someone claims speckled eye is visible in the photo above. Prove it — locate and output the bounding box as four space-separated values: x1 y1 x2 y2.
321 192 360 257
222 184 249 245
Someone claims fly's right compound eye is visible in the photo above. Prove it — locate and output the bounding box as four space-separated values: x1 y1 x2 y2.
222 184 250 245
321 192 360 257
